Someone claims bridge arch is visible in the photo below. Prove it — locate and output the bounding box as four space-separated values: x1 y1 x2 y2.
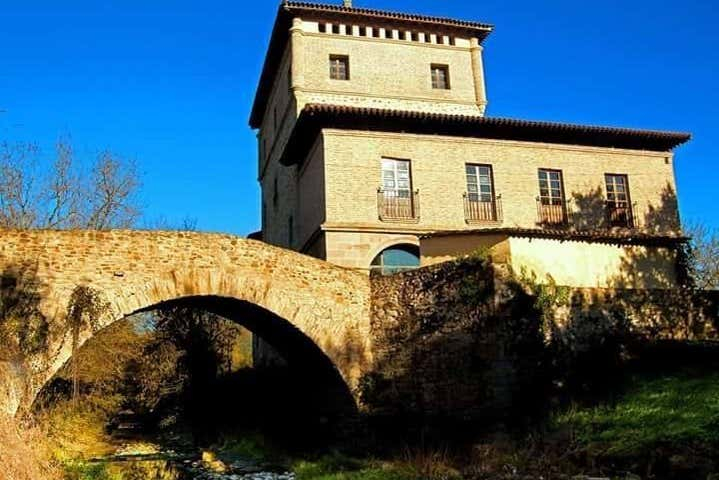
0 230 373 415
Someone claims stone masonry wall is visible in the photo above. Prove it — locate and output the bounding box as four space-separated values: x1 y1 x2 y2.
365 257 544 430
0 229 372 415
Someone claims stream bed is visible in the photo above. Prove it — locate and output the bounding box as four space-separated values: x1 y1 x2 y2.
88 442 295 480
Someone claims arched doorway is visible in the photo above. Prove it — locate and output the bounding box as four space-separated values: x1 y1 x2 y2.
370 244 420 275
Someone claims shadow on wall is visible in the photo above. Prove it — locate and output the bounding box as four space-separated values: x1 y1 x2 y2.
563 182 715 337
363 257 546 443
0 262 50 414
568 182 681 233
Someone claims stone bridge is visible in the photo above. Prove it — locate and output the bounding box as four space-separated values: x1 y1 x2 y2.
0 229 373 416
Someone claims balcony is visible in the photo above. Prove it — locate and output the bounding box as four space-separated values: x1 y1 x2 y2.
377 188 420 222
464 193 502 224
605 201 636 229
536 198 570 227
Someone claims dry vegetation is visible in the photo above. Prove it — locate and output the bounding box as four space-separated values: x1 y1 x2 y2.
0 414 63 480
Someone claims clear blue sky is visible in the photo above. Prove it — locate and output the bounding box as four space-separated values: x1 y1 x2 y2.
1 0 717 235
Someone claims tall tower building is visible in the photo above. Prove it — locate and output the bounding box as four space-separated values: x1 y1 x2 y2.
250 1 689 283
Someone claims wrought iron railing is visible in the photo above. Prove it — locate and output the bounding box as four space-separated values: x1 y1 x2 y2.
536 198 570 226
377 189 420 222
464 193 502 223
605 201 637 229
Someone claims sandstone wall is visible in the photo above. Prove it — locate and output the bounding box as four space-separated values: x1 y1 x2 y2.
0 229 372 415
322 130 679 233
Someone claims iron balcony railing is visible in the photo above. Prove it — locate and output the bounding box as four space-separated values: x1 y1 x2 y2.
605 201 637 229
536 198 570 227
377 188 420 222
464 193 502 224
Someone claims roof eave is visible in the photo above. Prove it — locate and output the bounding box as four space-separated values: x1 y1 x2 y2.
279 104 691 165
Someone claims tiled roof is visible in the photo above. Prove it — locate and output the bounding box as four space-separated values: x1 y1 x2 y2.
249 2 493 128
419 227 689 247
279 104 691 165
282 2 494 32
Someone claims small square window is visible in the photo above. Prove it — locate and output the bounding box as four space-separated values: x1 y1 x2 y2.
329 55 350 80
431 64 450 89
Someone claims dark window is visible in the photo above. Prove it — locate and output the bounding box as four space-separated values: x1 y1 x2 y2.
370 244 420 275
273 177 278 207
359 26 367 36
384 28 393 39
372 27 381 38
262 202 267 230
448 36 455 46
431 64 450 89
288 216 294 246
411 31 419 42
424 32 432 43
329 55 350 80
466 164 494 202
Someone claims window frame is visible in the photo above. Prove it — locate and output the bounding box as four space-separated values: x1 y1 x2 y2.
381 157 413 198
465 163 495 203
537 168 566 206
604 173 631 207
604 173 633 227
430 64 450 90
329 54 350 81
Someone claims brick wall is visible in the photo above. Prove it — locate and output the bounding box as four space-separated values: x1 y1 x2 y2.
322 129 679 233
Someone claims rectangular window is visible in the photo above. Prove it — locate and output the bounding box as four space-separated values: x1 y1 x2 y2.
466 164 494 202
329 55 349 80
431 64 450 89
605 173 633 227
538 169 565 205
379 158 417 221
605 174 629 205
537 169 567 225
381 158 412 197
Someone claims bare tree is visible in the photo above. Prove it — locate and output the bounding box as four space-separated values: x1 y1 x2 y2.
686 222 719 291
0 138 141 230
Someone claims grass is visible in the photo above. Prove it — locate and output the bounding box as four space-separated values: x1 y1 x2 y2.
40 396 121 462
293 456 413 480
554 369 719 456
292 449 461 480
